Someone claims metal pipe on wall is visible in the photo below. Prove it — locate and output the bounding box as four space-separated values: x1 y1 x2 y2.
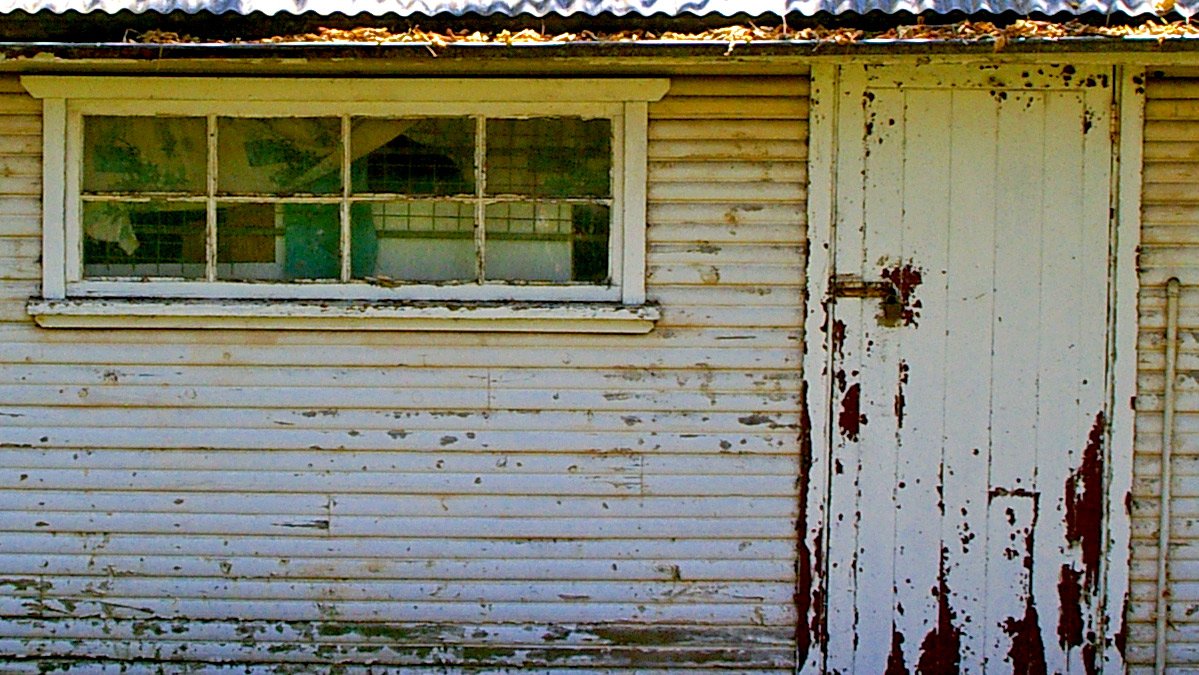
1156 277 1182 675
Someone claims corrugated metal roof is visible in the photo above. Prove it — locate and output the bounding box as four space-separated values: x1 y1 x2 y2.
0 0 1181 19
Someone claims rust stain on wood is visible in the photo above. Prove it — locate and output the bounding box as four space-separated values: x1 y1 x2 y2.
838 382 865 441
916 573 961 674
894 359 909 429
880 263 924 327
1064 411 1105 590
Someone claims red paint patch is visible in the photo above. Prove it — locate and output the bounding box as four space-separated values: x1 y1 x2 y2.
832 319 847 359
895 360 910 429
1003 501 1047 674
881 263 924 327
1081 642 1098 675
838 383 866 441
1064 412 1105 591
794 379 828 665
795 380 816 665
811 530 827 649
886 630 908 675
917 577 961 674
794 555 815 661
1057 565 1084 649
1003 602 1047 675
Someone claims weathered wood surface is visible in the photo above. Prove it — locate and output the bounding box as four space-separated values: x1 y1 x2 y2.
819 64 1115 674
0 73 808 669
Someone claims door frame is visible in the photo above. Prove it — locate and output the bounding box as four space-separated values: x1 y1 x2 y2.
797 61 1142 672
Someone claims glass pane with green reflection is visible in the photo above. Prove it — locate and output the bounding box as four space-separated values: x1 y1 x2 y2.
352 200 476 283
82 201 206 278
83 117 206 193
284 204 340 280
216 203 280 281
218 118 341 195
216 203 340 281
351 118 475 196
486 118 610 198
484 202 609 283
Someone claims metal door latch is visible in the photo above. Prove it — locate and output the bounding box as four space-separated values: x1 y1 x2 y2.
831 274 891 299
830 274 904 325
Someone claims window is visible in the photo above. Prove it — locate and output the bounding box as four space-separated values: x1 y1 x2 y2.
24 77 668 332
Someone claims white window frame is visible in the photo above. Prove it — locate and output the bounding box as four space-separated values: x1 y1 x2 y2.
22 77 668 332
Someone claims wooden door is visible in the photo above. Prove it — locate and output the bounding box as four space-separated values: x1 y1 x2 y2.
819 64 1115 673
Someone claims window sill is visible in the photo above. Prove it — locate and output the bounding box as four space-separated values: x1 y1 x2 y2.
27 298 660 334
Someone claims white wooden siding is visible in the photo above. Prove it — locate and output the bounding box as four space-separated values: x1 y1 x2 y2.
0 74 808 670
1131 67 1199 673
0 76 38 332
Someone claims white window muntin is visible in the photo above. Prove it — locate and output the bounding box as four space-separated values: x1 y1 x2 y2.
60 99 628 303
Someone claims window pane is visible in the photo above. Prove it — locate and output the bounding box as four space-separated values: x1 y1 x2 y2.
484 202 609 283
218 118 341 195
83 117 206 193
486 118 611 198
352 201 476 283
216 203 280 281
351 118 475 196
82 201 205 278
217 202 339 281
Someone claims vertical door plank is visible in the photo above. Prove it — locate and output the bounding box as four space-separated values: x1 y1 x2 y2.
940 88 1003 671
824 65 871 674
801 64 839 674
1035 88 1090 675
890 86 955 673
991 88 1062 672
986 493 1042 670
852 82 908 674
1077 81 1119 671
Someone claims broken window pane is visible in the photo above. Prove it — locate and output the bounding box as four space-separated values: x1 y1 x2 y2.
82 201 206 278
484 202 609 283
83 117 206 193
351 118 475 196
216 203 281 281
486 118 611 198
218 118 341 195
352 200 476 283
215 203 340 281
